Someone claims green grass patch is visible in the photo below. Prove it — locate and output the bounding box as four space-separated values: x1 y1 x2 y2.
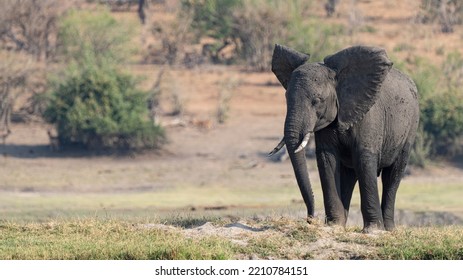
338 226 463 260
0 220 235 260
359 25 377 33
378 227 463 259
0 218 462 260
395 180 463 212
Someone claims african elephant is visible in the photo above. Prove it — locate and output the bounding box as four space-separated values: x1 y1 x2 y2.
269 44 419 232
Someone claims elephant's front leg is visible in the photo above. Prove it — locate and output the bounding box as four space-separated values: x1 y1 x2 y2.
355 151 384 232
316 148 346 226
340 164 357 216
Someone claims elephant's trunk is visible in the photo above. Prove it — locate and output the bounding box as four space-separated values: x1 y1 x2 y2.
284 113 315 219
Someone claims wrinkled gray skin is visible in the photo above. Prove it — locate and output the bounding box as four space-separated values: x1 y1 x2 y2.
271 44 419 232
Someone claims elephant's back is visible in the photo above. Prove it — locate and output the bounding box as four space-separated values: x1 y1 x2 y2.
382 68 419 107
378 68 419 125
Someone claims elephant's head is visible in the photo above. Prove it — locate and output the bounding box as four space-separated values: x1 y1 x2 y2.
270 44 392 218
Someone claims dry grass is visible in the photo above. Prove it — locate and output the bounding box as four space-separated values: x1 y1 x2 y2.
0 217 461 260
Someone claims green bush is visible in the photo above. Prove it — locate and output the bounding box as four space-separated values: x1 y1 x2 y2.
404 53 463 160
57 9 135 65
181 0 243 65
45 62 164 150
442 51 463 88
420 53 463 157
182 0 241 41
408 127 431 168
44 9 164 150
421 90 463 157
286 16 344 63
409 57 440 101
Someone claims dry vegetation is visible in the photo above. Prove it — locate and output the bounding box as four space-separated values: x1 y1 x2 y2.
1 217 462 260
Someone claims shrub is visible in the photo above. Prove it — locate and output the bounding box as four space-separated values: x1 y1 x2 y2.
0 0 74 62
421 90 463 157
231 0 294 70
407 53 463 159
44 9 164 150
57 9 135 65
286 16 344 63
168 81 187 116
0 51 33 140
217 77 240 123
44 62 164 150
149 6 196 65
182 0 344 70
442 51 463 88
180 0 242 65
183 0 241 41
422 52 463 157
408 127 431 168
417 0 463 33
408 57 440 101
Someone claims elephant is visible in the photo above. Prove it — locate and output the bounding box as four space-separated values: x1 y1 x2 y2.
268 44 419 232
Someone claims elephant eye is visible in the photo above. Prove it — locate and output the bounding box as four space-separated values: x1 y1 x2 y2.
312 97 322 106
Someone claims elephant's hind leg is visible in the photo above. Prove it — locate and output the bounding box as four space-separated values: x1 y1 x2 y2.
381 146 412 231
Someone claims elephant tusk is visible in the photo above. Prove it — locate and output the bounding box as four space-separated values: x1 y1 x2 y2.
294 132 312 154
268 137 286 157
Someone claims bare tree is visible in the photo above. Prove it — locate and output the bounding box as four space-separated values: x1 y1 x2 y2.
138 0 146 24
0 51 32 143
325 0 339 17
148 6 195 65
418 0 463 33
439 0 455 32
148 68 165 124
231 2 293 71
0 0 76 62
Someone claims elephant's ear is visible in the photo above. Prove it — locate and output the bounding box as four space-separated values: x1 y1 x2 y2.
324 46 392 129
272 44 310 89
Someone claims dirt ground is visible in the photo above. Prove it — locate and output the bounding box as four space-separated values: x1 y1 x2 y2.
1 65 463 227
1 65 291 192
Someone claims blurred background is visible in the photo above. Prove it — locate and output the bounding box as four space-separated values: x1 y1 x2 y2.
0 0 462 226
